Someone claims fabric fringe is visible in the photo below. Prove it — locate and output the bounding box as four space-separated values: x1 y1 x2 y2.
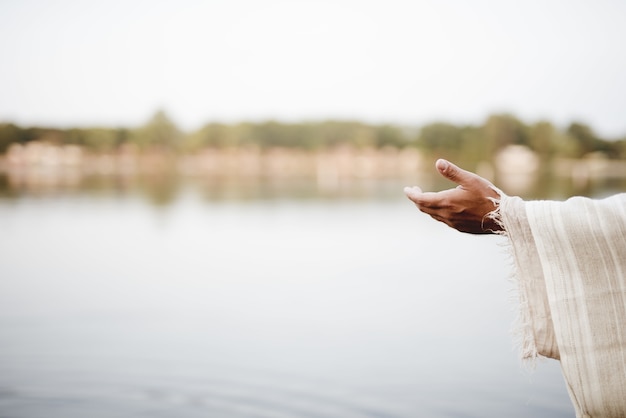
485 190 539 369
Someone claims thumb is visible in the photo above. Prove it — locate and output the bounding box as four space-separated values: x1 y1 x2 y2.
436 159 476 187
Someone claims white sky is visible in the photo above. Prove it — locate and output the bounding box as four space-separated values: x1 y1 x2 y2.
1 0 626 137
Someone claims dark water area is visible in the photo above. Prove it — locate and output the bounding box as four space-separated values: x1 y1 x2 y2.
0 172 608 417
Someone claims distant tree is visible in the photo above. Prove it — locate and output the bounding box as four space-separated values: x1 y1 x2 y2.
375 125 407 148
0 114 621 161
64 128 88 147
0 123 22 153
85 129 119 151
528 121 556 159
566 122 602 157
56 127 128 151
316 121 356 149
616 138 626 159
253 121 292 148
458 125 488 164
482 114 529 154
132 110 182 150
186 123 239 150
417 122 463 152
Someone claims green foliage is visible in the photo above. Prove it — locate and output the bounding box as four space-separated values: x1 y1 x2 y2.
416 123 488 167
375 125 408 148
418 123 463 152
563 122 620 158
616 138 626 159
131 110 182 150
0 123 21 153
528 121 555 159
0 111 624 162
183 123 239 149
183 120 400 150
483 114 529 152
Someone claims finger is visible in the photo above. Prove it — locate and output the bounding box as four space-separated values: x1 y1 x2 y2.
407 190 439 207
415 204 440 217
404 186 425 204
436 159 479 188
403 186 422 198
410 188 460 209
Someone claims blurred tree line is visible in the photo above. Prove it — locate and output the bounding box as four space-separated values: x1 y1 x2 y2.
1 111 625 164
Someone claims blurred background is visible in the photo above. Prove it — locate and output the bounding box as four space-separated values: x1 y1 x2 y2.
1 0 625 417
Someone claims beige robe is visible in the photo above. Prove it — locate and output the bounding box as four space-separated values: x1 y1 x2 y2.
500 194 626 418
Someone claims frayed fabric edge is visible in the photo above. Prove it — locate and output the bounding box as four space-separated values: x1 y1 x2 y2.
485 189 540 369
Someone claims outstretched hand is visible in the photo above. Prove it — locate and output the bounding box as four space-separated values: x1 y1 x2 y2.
404 159 503 234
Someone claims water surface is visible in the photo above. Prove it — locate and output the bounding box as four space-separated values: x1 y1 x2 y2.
0 184 574 417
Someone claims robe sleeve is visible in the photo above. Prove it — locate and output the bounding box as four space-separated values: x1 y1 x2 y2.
499 195 560 360
500 193 626 418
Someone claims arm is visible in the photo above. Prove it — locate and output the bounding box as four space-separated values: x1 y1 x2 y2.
404 159 502 234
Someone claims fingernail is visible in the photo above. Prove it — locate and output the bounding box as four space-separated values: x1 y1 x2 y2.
436 159 448 172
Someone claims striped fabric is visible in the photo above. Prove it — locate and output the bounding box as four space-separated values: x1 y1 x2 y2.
500 194 626 418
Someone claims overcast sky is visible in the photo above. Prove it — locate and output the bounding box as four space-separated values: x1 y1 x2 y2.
1 0 625 137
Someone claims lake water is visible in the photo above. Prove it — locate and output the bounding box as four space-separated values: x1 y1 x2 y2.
0 180 574 417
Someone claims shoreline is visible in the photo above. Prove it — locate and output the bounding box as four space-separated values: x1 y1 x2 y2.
2 142 626 199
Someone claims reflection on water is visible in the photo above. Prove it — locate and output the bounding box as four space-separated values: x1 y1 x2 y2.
2 144 626 204
0 173 594 417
